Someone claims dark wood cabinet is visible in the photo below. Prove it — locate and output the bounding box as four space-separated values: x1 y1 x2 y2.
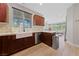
40 32 56 47
0 32 56 56
23 36 35 48
0 34 35 56
0 35 16 56
0 3 8 22
33 15 44 26
8 36 35 55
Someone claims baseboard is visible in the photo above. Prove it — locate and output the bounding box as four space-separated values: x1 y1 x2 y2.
66 41 79 48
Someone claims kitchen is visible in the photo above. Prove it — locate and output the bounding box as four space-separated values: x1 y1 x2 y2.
0 3 79 56
0 3 57 56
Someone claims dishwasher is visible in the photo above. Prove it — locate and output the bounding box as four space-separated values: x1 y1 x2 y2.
35 33 41 44
52 34 59 49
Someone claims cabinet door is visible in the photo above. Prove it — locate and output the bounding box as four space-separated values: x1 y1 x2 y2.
33 15 44 26
33 15 39 25
0 35 16 56
24 37 35 47
40 17 44 26
40 32 52 47
7 38 26 55
8 36 35 55
0 3 8 22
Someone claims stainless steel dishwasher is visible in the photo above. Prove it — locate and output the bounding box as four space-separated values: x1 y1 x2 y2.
35 32 41 44
52 34 59 49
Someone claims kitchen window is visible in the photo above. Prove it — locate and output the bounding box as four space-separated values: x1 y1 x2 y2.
12 7 32 28
24 12 32 28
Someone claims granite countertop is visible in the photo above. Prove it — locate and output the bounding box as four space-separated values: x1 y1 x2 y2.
0 32 16 36
0 32 32 36
0 31 57 36
0 31 41 36
43 31 56 33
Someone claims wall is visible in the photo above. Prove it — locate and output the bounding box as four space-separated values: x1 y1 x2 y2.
73 4 79 45
66 4 79 47
0 3 44 33
66 5 74 43
0 23 11 33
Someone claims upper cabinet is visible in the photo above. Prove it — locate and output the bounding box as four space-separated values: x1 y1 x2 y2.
0 3 8 22
33 15 44 26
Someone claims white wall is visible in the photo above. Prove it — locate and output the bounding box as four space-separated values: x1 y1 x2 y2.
66 4 79 46
66 5 74 43
73 4 79 45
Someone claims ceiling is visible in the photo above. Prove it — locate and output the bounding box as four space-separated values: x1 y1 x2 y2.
21 3 72 24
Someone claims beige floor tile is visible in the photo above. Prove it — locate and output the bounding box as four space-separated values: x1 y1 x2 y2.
11 35 79 56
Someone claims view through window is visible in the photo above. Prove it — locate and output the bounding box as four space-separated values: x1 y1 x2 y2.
52 22 65 32
45 22 66 33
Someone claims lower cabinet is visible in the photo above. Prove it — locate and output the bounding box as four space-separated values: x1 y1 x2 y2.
40 32 56 47
8 36 35 55
23 37 35 48
0 32 56 56
0 35 16 56
0 35 35 56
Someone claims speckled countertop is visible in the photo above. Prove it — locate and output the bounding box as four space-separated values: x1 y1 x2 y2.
0 31 56 36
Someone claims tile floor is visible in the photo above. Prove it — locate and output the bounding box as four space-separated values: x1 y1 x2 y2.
11 35 79 56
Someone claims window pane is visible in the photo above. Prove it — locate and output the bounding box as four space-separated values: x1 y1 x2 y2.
13 8 23 19
24 12 32 28
13 17 20 27
12 8 32 28
24 12 32 19
13 8 23 27
23 19 31 28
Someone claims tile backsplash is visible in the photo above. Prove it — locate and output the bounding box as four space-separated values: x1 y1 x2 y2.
0 23 12 33
12 26 44 33
0 22 44 33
